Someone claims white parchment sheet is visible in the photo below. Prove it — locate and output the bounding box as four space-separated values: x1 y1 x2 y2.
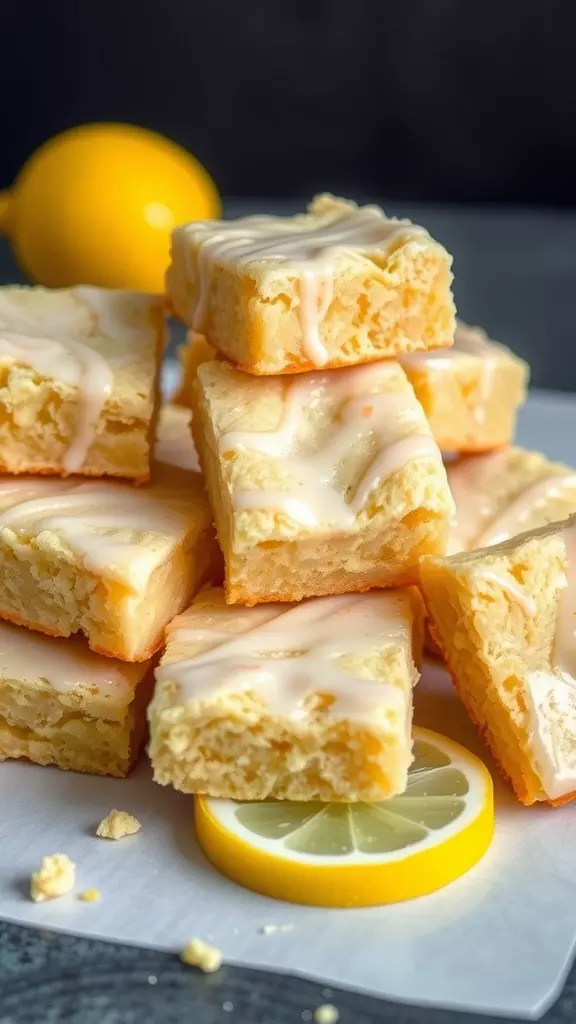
0 385 575 1020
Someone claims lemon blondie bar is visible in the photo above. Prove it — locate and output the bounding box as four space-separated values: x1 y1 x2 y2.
0 285 165 480
172 332 215 407
421 516 576 805
0 409 219 660
167 194 455 374
192 359 454 605
0 619 152 775
447 447 576 554
149 585 424 801
400 322 528 452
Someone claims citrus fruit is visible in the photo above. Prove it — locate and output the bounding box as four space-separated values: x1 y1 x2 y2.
0 123 220 292
195 728 494 907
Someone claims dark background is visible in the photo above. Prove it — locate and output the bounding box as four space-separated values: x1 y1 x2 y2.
2 0 576 388
3 0 576 204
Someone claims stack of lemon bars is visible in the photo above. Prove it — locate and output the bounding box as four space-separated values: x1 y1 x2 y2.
1 195 576 866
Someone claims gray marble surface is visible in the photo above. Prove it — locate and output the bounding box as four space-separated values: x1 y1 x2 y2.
0 205 575 1022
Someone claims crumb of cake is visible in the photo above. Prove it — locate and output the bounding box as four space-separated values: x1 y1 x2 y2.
259 923 294 935
96 809 141 840
78 888 101 902
222 1002 234 1013
30 854 75 902
148 975 158 985
301 1012 313 1022
180 937 223 973
314 1005 339 1024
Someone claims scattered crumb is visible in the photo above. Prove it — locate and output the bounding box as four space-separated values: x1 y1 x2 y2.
259 923 294 935
148 975 158 986
30 854 75 903
78 888 101 903
222 1002 234 1012
301 1012 313 1022
314 1005 339 1024
96 809 141 840
180 937 222 973
321 989 333 1000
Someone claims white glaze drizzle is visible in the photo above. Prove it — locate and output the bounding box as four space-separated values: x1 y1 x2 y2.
475 474 576 547
218 362 442 530
182 202 426 366
0 618 143 695
0 480 189 591
0 287 161 473
157 592 416 723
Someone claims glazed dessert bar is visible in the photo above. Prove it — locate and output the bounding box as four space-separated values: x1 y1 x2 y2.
192 358 454 605
447 447 576 554
0 620 152 776
166 194 455 374
149 585 424 802
421 516 576 806
173 332 215 407
400 322 529 453
0 285 164 480
0 406 219 661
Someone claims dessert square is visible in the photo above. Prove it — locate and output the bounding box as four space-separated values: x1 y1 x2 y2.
0 619 153 776
192 359 454 605
447 446 576 554
0 406 220 661
173 332 215 408
0 285 165 480
166 194 455 374
400 322 529 452
149 585 424 801
421 516 576 806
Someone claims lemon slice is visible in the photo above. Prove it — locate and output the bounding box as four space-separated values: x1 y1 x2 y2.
195 728 494 907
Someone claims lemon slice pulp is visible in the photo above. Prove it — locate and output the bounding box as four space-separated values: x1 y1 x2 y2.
195 728 494 907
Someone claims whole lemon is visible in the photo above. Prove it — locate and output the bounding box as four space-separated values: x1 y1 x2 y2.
0 123 220 292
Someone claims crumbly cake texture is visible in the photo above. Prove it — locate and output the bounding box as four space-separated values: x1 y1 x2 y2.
0 286 165 480
31 854 75 902
0 410 220 661
421 517 576 806
173 332 215 407
400 322 529 453
447 446 576 555
166 194 455 374
0 619 153 775
148 585 424 803
192 359 454 605
96 809 141 839
180 938 223 973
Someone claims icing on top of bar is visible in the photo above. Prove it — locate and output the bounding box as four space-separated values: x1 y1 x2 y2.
0 618 144 695
447 450 576 554
524 522 576 799
218 361 444 531
0 478 191 591
158 591 416 723
0 287 159 473
178 195 428 367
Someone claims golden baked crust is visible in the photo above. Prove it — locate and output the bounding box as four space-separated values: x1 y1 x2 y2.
166 195 455 374
401 322 528 452
421 517 576 806
192 359 454 605
0 286 165 480
148 585 424 802
0 408 220 661
0 620 154 775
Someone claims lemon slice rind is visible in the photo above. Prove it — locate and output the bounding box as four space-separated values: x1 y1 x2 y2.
195 727 494 907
